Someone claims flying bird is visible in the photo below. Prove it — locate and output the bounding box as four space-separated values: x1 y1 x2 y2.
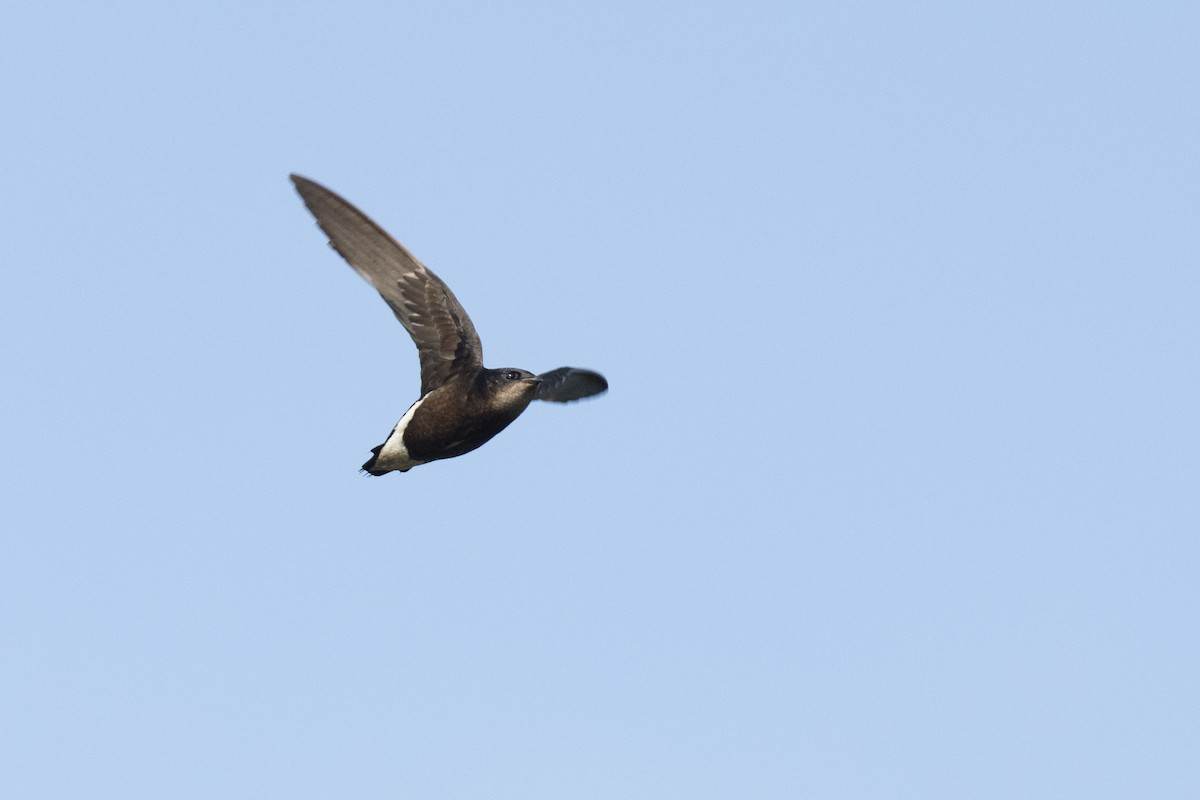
290 175 607 475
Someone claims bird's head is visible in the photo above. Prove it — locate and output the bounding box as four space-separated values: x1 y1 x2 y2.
482 368 542 409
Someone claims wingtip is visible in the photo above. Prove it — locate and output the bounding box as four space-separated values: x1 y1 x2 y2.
289 174 330 211
535 367 609 402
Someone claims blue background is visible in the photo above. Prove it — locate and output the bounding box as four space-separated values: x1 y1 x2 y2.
3 1 1198 797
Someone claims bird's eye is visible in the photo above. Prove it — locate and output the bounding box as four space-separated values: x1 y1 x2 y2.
505 370 520 380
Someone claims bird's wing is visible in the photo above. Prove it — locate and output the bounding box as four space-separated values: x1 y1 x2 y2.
291 174 483 395
535 368 608 402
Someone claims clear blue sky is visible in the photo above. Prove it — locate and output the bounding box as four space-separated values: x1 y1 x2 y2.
3 1 1197 797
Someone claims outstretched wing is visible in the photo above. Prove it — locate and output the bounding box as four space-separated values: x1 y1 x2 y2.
291 174 482 395
535 368 608 402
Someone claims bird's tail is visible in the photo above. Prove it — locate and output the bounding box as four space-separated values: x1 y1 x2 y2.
360 445 389 476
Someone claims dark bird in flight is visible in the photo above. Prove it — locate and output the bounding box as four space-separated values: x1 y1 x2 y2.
290 175 607 475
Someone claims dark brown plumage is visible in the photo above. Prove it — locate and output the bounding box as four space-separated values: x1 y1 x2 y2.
290 175 607 474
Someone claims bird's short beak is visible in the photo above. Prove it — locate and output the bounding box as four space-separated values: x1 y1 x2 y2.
523 376 542 386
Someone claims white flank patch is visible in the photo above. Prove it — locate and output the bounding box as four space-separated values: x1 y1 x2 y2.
376 395 428 472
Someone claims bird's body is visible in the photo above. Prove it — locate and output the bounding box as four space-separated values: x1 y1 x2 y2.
290 175 607 474
366 368 540 474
